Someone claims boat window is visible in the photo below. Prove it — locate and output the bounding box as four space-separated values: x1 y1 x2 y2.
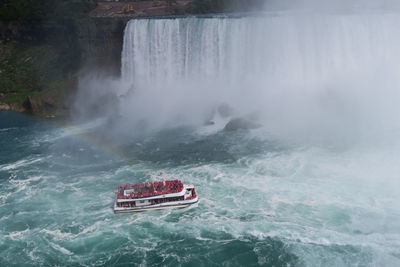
140 200 145 203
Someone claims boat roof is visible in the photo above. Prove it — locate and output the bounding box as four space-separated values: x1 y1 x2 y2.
117 180 184 200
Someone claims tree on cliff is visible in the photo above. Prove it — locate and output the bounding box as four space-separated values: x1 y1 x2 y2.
0 0 96 21
0 0 53 21
187 0 266 14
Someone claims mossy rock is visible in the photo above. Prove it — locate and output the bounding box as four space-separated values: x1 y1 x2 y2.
0 42 77 115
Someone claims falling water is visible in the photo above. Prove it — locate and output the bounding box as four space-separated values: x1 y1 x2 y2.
120 13 400 137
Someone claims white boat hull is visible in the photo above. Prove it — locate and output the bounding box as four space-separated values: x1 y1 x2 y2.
114 198 198 214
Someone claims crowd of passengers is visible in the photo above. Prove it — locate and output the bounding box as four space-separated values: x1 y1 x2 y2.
117 180 184 199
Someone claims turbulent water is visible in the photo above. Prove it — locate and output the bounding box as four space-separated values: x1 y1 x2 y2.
1 111 400 266
3 9 400 267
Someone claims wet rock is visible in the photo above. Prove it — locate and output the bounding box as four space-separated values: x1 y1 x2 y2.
0 103 10 110
9 102 26 113
27 95 57 114
223 117 261 131
203 107 216 126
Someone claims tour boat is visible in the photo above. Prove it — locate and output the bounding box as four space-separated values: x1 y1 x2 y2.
114 180 198 213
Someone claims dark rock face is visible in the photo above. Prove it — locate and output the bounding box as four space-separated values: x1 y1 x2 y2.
0 21 36 43
76 18 128 75
0 17 127 75
1 19 77 48
26 96 53 114
223 117 262 131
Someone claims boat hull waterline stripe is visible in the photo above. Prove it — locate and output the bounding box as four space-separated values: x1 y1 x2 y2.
114 200 199 213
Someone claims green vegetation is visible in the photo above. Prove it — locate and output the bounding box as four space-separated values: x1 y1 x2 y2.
186 0 266 14
0 41 77 109
0 0 49 21
0 0 97 114
0 0 96 21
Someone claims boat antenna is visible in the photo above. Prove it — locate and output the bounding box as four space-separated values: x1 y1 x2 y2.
158 172 166 186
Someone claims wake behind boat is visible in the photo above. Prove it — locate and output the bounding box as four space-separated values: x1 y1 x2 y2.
114 179 198 213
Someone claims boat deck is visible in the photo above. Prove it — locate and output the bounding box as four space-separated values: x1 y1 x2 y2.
117 180 184 200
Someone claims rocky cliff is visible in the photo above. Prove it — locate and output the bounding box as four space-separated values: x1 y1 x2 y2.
0 16 128 116
76 17 128 74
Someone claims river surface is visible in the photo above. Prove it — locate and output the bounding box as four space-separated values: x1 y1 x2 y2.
1 111 400 266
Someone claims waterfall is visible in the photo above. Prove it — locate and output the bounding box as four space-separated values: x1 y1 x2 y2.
120 12 400 136
122 13 400 86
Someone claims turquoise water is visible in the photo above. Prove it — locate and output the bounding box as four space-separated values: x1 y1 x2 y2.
1 111 400 266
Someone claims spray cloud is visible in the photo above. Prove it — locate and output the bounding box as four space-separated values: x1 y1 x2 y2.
74 4 400 145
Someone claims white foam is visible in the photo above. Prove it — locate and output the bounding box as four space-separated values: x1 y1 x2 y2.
0 192 12 204
41 229 74 239
48 241 73 256
27 247 40 262
0 157 43 171
0 127 18 132
41 219 110 240
7 228 30 241
8 175 45 197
